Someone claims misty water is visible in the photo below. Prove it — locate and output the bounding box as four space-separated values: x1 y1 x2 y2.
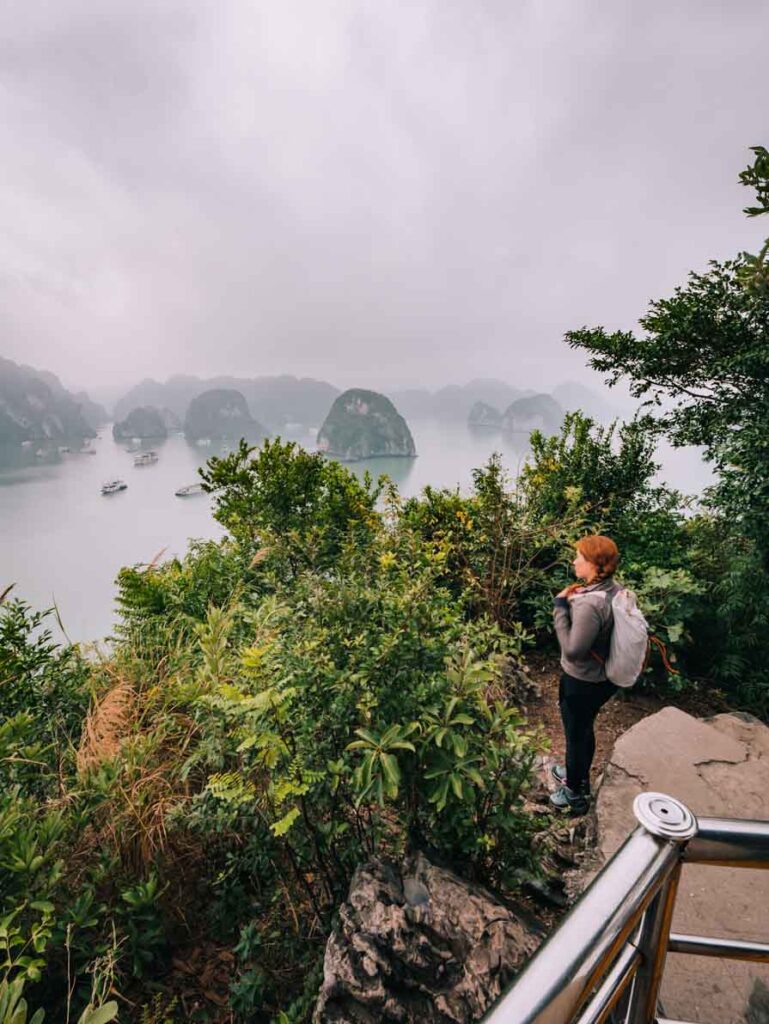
0 423 712 643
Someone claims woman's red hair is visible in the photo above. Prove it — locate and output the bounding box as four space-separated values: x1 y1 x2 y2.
564 535 620 594
576 535 619 579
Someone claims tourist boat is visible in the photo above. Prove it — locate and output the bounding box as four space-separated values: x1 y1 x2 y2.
134 451 158 467
175 483 205 497
101 479 127 496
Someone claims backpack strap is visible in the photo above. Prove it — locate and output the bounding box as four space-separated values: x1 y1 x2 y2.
648 635 680 675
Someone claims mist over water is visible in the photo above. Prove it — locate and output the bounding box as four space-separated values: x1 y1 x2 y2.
0 423 712 643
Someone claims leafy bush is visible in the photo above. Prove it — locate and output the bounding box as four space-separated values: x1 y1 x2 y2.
199 437 383 568
401 454 574 633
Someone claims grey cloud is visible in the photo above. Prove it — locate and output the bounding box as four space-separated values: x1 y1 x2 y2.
0 0 766 393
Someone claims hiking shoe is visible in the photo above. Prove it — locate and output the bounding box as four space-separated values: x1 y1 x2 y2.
550 765 591 795
549 785 590 816
551 764 567 785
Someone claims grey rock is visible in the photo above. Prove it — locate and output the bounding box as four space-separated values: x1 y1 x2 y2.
591 708 769 1024
313 852 542 1023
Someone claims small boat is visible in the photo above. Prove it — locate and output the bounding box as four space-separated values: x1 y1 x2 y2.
175 483 205 497
134 451 159 467
21 439 33 448
58 446 71 453
101 479 127 496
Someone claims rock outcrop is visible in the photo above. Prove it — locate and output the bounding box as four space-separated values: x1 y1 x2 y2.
501 394 563 436
113 406 169 441
313 853 541 1023
468 401 502 429
317 389 416 461
591 708 769 1024
183 389 266 442
0 356 96 443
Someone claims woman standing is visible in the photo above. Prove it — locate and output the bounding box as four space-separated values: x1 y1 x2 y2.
550 535 621 815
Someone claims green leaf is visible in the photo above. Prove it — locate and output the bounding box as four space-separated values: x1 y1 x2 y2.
451 713 474 726
270 806 301 837
78 1002 119 1024
380 753 401 797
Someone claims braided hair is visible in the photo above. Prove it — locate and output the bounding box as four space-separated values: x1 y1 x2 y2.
563 535 620 595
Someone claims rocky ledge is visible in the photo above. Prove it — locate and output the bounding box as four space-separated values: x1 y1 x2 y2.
313 852 542 1023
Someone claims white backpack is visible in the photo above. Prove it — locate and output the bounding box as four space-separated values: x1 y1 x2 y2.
605 588 650 688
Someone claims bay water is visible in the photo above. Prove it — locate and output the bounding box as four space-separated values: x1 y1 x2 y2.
0 423 712 643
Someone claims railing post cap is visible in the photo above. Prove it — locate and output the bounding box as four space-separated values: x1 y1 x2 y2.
633 792 698 841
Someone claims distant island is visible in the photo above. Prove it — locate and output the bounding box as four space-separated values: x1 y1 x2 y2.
468 401 504 429
317 389 416 461
113 406 169 441
108 373 621 438
0 356 99 443
184 388 267 442
114 374 338 434
502 393 564 435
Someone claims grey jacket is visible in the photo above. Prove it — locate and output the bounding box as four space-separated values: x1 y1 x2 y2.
553 576 622 683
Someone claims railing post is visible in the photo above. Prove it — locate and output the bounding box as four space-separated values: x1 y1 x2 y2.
624 794 697 1024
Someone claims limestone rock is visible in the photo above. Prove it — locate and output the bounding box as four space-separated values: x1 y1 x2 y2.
112 405 168 441
468 402 502 429
183 388 266 442
501 394 562 436
0 355 95 443
317 389 416 461
593 708 769 1024
313 853 541 1023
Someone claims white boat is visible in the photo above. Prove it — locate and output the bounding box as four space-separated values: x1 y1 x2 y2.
101 479 127 496
134 451 159 467
58 446 71 453
175 483 205 497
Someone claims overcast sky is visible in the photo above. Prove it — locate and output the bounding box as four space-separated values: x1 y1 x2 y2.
0 1 766 396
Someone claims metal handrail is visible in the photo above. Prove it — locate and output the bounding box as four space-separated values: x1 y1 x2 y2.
481 793 769 1024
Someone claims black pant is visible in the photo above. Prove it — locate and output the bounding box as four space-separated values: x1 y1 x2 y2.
559 672 617 792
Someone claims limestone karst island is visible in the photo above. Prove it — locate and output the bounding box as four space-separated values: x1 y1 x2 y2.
316 387 417 461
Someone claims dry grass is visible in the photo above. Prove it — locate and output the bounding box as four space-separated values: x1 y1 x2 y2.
74 672 205 875
77 676 135 774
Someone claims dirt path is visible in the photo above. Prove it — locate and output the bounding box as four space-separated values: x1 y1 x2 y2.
523 654 728 782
